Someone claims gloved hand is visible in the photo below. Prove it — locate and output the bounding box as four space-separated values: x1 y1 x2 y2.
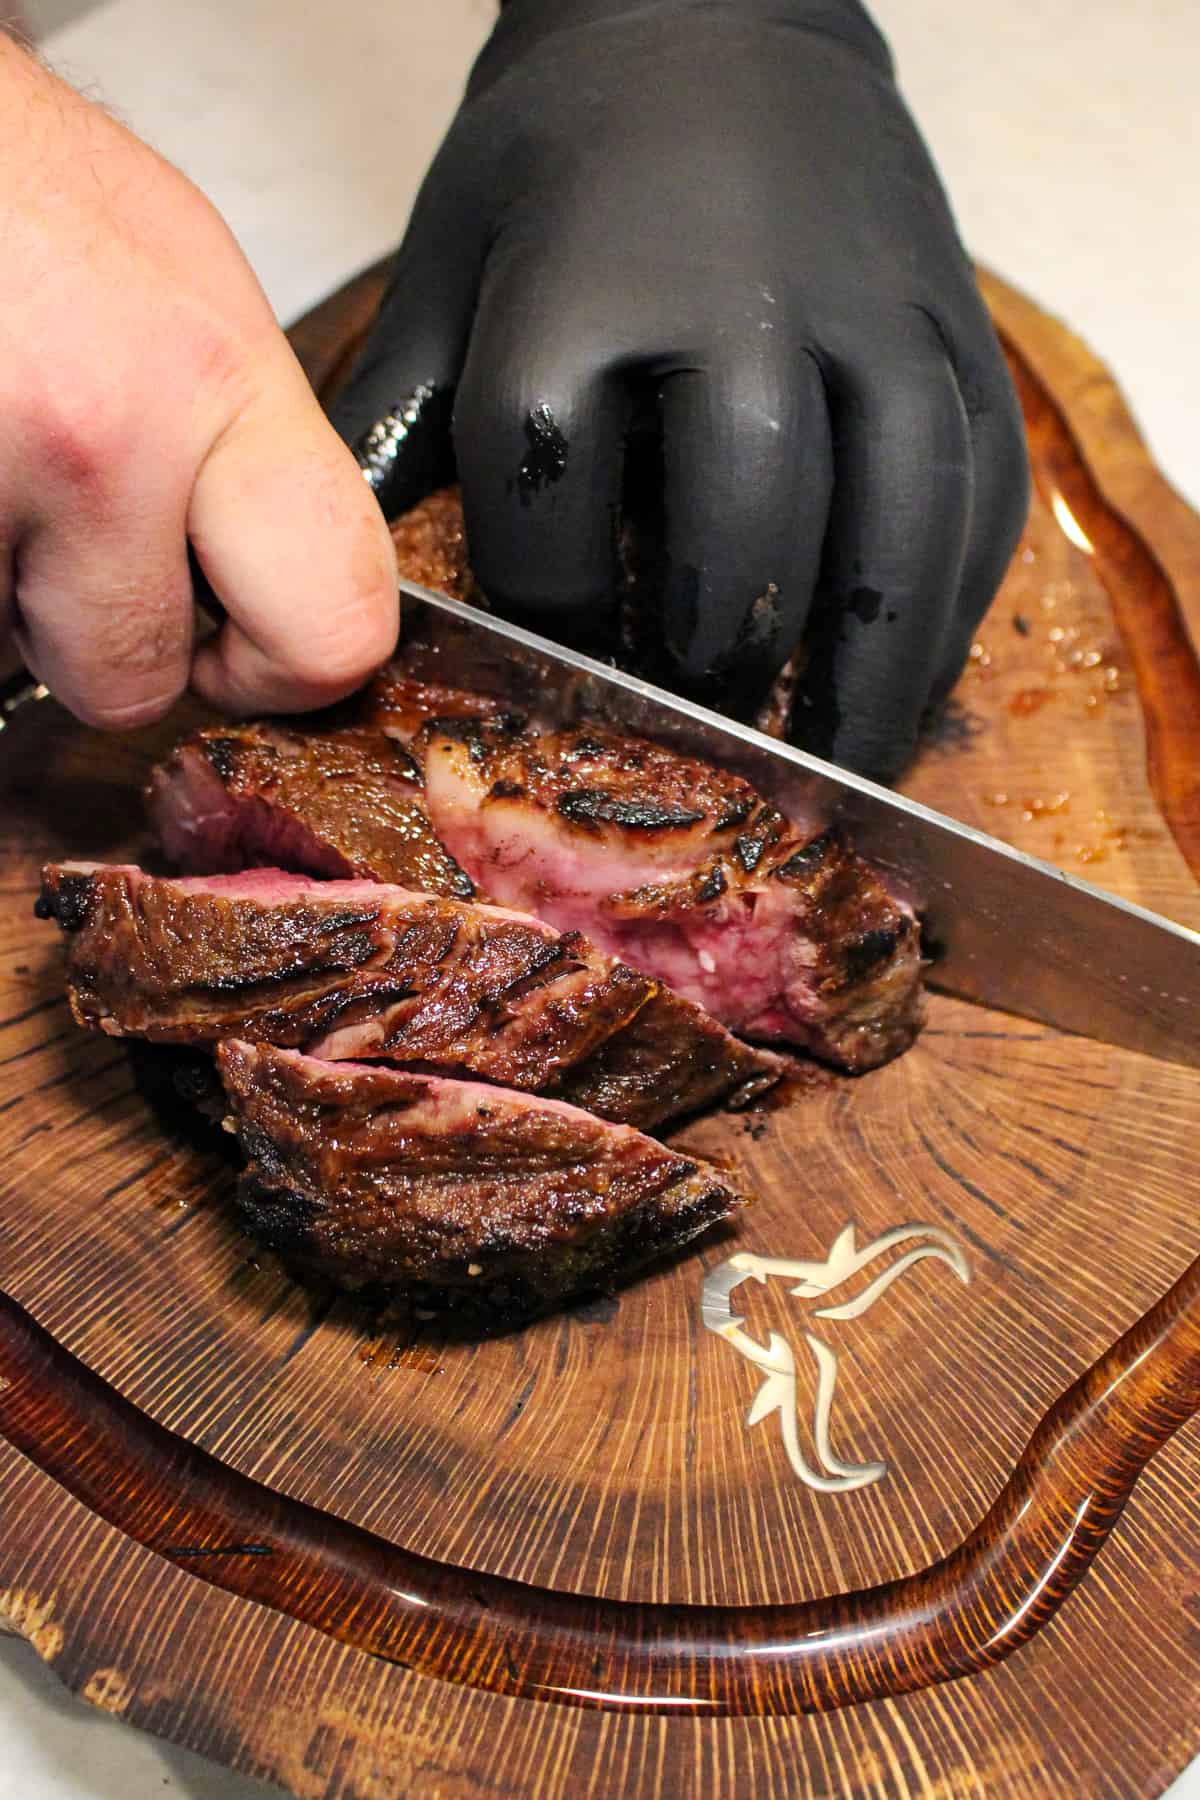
331 0 1029 778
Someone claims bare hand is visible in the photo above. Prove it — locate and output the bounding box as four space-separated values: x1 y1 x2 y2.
0 38 397 729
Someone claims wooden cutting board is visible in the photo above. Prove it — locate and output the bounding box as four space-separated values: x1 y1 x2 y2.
3 265 1200 1799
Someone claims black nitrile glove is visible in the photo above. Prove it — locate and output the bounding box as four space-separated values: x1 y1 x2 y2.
331 0 1029 778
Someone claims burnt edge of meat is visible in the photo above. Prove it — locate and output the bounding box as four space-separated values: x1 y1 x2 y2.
840 923 907 983
555 789 708 831
695 866 727 903
770 826 841 882
733 804 786 872
233 1140 739 1328
428 714 527 765
200 735 244 783
771 827 913 979
34 870 94 932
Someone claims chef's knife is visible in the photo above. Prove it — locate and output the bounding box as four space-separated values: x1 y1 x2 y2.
396 575 1200 1071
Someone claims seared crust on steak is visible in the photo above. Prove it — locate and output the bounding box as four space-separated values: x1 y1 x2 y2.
38 864 783 1128
388 485 478 604
218 1041 748 1315
146 721 475 898
563 989 783 1123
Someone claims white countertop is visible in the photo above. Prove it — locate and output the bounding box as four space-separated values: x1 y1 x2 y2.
3 2 1198 1794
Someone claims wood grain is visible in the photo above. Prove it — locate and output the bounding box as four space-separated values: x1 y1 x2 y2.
2 267 1200 1795
2 1208 1200 1716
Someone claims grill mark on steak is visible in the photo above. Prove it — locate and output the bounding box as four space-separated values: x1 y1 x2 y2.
39 864 783 1130
200 735 243 783
217 1041 750 1318
555 790 709 831
771 829 839 881
560 990 784 1125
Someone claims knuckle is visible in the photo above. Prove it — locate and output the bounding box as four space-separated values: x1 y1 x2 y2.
286 519 399 691
55 589 191 729
35 402 128 496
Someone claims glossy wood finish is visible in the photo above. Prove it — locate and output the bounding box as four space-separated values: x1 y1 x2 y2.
3 1226 1200 1717
3 268 1200 1796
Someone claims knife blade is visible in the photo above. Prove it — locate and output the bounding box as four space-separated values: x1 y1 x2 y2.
396 575 1200 1070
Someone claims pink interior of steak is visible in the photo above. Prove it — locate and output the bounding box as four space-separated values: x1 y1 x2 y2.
147 723 475 899
418 718 922 1068
166 867 538 930
150 747 354 878
141 666 922 1075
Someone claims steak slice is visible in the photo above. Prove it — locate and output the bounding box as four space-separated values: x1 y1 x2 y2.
38 864 782 1128
146 721 475 898
217 1041 749 1315
418 716 924 1071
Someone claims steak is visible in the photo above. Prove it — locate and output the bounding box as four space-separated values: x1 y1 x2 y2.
217 1041 749 1315
38 863 782 1128
388 485 480 606
146 721 475 898
418 715 924 1071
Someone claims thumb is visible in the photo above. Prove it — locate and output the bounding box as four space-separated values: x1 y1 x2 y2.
189 343 399 716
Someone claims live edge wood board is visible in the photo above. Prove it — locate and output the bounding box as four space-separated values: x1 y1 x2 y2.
2 265 1200 1800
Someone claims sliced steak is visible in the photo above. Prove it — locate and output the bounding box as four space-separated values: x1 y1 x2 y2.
218 1041 749 1315
562 987 783 1124
38 864 782 1127
146 721 475 898
418 716 924 1071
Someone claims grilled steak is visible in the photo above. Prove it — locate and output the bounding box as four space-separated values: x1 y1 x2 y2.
146 721 475 898
389 484 480 605
218 1041 749 1314
418 715 924 1071
38 864 782 1127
